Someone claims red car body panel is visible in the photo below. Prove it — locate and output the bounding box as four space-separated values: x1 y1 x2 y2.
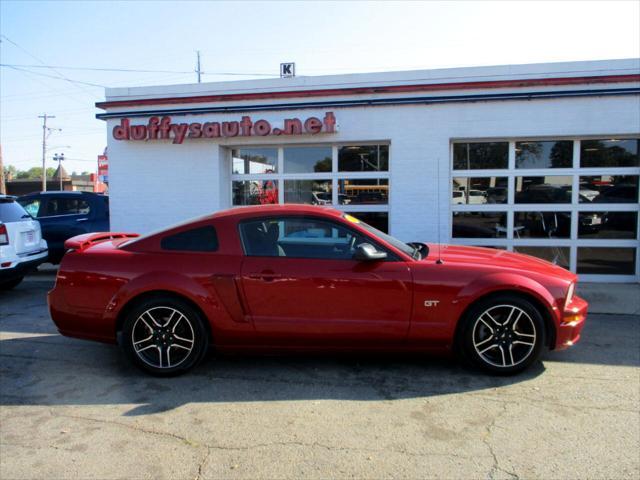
48 205 587 354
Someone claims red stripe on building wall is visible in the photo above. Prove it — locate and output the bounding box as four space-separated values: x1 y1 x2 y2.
96 74 640 109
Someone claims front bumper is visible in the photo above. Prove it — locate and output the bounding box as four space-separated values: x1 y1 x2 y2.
554 295 588 350
0 249 48 282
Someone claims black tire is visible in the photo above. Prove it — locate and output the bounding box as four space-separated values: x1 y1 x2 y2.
0 277 23 291
121 296 210 376
457 294 546 375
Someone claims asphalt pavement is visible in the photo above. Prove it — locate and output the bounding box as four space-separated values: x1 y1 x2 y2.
1 277 638 479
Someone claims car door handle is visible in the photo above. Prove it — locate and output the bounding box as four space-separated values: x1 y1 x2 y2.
76 218 88 223
248 271 282 282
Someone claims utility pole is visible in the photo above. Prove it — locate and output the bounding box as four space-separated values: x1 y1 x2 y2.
0 144 5 195
53 153 65 191
195 51 202 83
38 114 56 192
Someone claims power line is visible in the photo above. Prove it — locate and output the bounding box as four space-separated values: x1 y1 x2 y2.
3 65 106 88
2 63 194 74
0 35 98 98
2 66 90 106
0 62 277 77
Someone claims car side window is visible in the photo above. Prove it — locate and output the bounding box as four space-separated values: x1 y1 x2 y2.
19 199 41 218
240 217 372 260
43 198 91 217
161 226 219 252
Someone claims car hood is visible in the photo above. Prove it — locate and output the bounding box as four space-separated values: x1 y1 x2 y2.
424 244 574 279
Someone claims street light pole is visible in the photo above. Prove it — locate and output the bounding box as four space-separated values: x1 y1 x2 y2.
53 153 65 191
38 114 56 192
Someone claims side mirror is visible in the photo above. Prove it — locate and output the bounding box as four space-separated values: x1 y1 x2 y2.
354 243 387 261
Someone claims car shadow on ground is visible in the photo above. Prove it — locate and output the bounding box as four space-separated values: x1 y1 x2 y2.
0 328 549 416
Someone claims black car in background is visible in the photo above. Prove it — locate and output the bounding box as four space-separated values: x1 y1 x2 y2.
17 192 109 263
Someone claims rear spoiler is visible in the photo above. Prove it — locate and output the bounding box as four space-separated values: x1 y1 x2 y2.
64 232 139 252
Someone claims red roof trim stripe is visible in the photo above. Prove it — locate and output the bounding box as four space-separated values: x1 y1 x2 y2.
95 74 640 109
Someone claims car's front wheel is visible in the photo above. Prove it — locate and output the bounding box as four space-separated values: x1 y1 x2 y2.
121 297 209 376
459 294 546 375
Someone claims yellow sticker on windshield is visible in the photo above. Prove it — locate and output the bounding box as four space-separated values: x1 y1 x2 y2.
344 214 360 224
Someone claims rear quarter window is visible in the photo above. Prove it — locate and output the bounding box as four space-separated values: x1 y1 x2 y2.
160 226 219 252
0 200 29 222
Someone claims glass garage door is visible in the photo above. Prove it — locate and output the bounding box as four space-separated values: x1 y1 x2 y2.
451 138 640 281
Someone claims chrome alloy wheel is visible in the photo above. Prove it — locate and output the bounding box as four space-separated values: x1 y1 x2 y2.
131 306 195 369
472 304 537 368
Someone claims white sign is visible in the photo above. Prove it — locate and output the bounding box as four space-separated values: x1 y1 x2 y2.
280 62 295 78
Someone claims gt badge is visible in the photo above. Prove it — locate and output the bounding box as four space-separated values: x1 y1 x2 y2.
424 300 440 307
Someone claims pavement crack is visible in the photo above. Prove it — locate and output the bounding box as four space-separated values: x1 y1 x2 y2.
483 402 520 480
54 412 200 447
195 446 211 480
42 413 483 463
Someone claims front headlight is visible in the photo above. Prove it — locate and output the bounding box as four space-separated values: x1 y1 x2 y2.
564 282 575 309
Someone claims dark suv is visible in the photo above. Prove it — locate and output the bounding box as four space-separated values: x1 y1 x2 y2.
18 192 109 263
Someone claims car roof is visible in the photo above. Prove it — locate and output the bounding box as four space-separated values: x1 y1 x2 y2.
0 194 17 202
210 204 344 220
20 191 107 197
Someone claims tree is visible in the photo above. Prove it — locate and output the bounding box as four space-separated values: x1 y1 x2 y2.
3 164 17 179
15 167 56 179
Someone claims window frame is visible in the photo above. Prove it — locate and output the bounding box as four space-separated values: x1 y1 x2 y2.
450 136 640 282
237 214 398 261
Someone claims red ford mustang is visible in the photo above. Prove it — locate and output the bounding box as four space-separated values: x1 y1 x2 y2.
48 205 587 376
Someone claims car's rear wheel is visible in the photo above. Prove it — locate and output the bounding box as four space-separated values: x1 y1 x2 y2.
459 294 546 375
121 297 209 376
0 277 23 291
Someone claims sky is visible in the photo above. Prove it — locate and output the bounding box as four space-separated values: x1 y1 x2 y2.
1 0 639 175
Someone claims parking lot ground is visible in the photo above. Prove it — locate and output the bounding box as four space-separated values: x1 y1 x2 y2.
1 279 639 480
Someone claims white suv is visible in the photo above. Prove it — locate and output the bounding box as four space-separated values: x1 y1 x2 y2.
0 195 48 290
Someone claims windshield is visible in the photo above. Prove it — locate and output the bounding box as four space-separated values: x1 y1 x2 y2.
343 214 418 258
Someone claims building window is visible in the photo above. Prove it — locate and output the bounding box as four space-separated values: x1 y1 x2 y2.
451 138 640 279
283 146 332 173
453 142 508 170
580 139 639 168
232 148 278 174
452 177 507 204
338 145 388 172
515 141 573 169
348 212 389 233
514 212 571 239
232 180 278 205
230 143 390 232
577 212 637 240
452 212 507 238
577 247 637 275
578 175 639 203
284 179 332 205
338 179 388 205
515 176 572 204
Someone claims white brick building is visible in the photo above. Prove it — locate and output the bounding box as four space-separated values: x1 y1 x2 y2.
98 59 640 281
